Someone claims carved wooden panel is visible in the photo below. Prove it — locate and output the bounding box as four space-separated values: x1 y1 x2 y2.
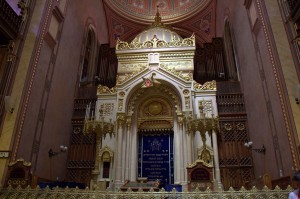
216 81 254 190
67 98 97 185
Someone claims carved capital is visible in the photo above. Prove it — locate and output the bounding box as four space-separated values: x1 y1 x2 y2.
117 113 126 128
126 116 132 128
177 115 184 126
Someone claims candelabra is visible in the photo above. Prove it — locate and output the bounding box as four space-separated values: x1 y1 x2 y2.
185 102 219 143
83 103 115 175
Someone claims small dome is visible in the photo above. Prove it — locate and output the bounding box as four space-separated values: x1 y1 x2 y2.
133 27 182 43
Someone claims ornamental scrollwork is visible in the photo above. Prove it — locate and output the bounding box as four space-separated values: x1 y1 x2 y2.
116 33 195 50
193 80 217 91
117 65 147 84
97 85 117 94
160 64 193 81
8 159 31 167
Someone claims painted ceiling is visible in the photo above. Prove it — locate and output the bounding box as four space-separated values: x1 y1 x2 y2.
104 0 212 23
103 0 216 47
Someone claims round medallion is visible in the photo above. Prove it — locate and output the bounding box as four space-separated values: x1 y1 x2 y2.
148 101 163 115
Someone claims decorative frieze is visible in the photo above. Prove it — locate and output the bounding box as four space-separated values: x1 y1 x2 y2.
116 34 195 50
160 63 193 81
117 66 147 84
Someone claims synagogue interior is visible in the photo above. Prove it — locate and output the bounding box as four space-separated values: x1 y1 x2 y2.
0 0 300 195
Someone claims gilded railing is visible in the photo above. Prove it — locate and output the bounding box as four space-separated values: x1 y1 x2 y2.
0 185 292 199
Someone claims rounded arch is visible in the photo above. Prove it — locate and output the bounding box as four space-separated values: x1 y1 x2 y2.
137 96 174 130
124 77 184 117
79 20 98 85
223 18 239 81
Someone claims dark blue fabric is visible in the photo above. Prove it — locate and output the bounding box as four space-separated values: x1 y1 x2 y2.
138 131 174 185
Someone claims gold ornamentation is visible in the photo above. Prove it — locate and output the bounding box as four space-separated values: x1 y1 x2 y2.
99 146 114 159
140 98 172 118
197 146 214 166
119 63 148 72
118 99 123 111
160 64 193 81
139 120 172 130
8 159 31 167
186 117 219 135
183 89 190 96
117 113 126 122
148 101 163 115
224 123 232 131
187 159 213 169
119 92 125 97
198 100 212 113
178 116 184 125
194 80 217 91
128 85 181 117
117 65 147 84
116 34 195 50
97 85 117 94
73 127 81 134
152 6 165 28
100 103 115 117
117 113 126 128
236 123 246 130
126 117 132 127
0 185 292 197
141 73 160 88
185 96 190 109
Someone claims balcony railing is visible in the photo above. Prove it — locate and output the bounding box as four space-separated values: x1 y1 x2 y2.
0 185 292 198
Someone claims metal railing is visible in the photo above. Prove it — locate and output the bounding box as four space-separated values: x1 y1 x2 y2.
0 185 292 199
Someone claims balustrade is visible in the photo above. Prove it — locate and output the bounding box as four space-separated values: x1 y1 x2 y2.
0 185 292 198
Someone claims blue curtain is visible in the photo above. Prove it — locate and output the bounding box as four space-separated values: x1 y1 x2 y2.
138 130 174 185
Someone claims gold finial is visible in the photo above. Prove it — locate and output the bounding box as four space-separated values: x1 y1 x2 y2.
152 5 164 27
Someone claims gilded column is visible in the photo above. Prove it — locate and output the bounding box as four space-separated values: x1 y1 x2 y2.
115 113 125 186
125 117 132 180
212 129 223 190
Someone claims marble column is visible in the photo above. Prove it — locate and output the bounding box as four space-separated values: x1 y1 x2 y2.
212 129 223 190
130 124 137 181
115 115 125 186
125 118 131 180
174 121 181 184
178 117 185 184
186 132 192 164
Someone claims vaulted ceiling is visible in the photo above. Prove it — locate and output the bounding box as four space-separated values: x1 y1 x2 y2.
103 0 216 47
